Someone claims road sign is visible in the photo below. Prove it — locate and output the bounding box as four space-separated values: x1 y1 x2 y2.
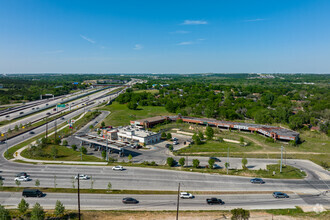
57 104 65 108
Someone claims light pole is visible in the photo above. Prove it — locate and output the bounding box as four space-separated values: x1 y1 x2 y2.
176 182 180 220
77 173 81 220
106 134 109 162
280 146 283 173
227 147 229 174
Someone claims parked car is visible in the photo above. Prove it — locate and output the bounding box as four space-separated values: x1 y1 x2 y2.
172 137 178 141
180 192 194 199
112 165 124 171
15 176 30 182
206 198 225 205
16 172 28 177
0 141 6 145
173 141 178 145
273 192 289 198
250 178 265 184
29 131 35 134
75 174 89 180
209 157 221 162
22 189 43 197
122 197 139 204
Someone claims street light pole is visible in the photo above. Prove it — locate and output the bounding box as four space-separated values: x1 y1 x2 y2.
227 147 229 174
77 173 81 220
5 133 8 157
176 182 180 220
280 146 283 173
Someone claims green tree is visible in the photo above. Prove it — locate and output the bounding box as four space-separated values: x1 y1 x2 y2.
128 154 133 162
0 204 10 220
161 132 166 139
101 150 106 160
89 125 94 129
54 200 65 217
192 159 200 168
198 131 204 140
101 121 105 127
208 158 215 169
240 137 245 146
205 126 214 140
80 146 87 155
127 101 138 110
62 140 68 146
51 146 58 159
231 208 250 220
54 137 61 145
71 144 77 151
192 133 201 145
168 145 174 151
15 180 21 188
167 157 176 167
166 133 172 140
242 157 248 169
107 182 112 191
218 137 224 142
31 202 45 220
18 198 29 215
179 157 185 167
225 162 230 169
35 179 40 187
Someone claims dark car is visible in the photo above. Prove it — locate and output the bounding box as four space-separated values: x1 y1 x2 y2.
209 157 221 162
29 131 35 134
16 172 28 177
273 192 289 198
0 141 6 145
250 178 265 184
22 189 43 198
206 198 225 205
0 176 3 180
122 197 139 204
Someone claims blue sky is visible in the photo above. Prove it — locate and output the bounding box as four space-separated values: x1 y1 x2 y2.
0 0 329 73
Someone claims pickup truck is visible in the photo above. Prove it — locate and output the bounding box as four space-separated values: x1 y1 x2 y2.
206 198 225 205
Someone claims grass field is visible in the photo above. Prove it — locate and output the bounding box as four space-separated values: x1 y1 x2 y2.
133 89 159 94
99 101 172 127
21 144 104 162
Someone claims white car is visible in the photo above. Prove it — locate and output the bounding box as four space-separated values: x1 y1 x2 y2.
75 174 89 180
180 192 194 199
112 165 124 171
15 176 30 182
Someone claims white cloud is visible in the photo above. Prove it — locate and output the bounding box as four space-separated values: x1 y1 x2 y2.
171 30 190 34
182 20 208 25
80 35 96 44
244 18 265 22
177 41 194 45
133 44 143 50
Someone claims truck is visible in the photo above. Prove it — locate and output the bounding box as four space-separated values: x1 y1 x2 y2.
206 198 225 205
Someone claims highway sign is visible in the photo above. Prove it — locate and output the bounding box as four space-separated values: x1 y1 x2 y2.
57 104 65 108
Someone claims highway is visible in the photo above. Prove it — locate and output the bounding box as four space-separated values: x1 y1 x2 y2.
0 192 319 210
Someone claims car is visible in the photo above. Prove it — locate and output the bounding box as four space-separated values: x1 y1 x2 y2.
15 176 30 182
122 197 139 204
209 157 221 162
273 192 289 198
16 172 28 177
5 115 10 118
22 189 43 197
250 178 265 184
46 112 51 115
180 192 194 199
172 137 178 141
20 112 24 115
112 165 124 171
0 141 6 145
75 174 89 180
29 131 35 134
173 141 178 145
206 198 225 205
0 176 3 180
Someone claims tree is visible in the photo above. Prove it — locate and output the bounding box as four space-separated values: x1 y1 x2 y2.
208 158 215 169
71 144 77 151
240 137 245 146
218 137 224 142
192 159 200 168
51 146 58 159
15 179 21 188
167 157 176 167
89 125 94 129
231 208 250 220
101 121 105 127
101 150 106 160
166 133 172 140
0 205 10 220
54 137 61 145
128 154 133 162
54 200 65 217
0 178 3 190
31 202 45 220
192 133 201 145
35 179 40 187
18 198 29 215
107 182 112 191
225 162 230 170
179 157 185 167
198 131 204 140
80 146 87 155
161 132 167 139
242 157 248 170
168 145 174 151
205 126 214 140
15 125 19 131
62 140 68 146
127 101 138 110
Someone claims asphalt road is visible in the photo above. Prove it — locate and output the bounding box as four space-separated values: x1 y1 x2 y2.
0 192 320 210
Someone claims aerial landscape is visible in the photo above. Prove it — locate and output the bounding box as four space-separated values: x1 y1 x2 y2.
0 0 329 219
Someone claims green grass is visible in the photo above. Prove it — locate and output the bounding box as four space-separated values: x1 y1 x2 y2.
266 207 330 219
133 89 159 94
21 144 104 162
99 101 172 127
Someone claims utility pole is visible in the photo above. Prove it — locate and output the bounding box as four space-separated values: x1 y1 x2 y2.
227 147 229 174
280 146 283 173
176 183 180 220
5 133 8 157
45 116 48 140
106 135 109 162
54 118 57 139
77 173 81 220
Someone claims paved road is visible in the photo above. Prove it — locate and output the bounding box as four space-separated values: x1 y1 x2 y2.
0 192 323 210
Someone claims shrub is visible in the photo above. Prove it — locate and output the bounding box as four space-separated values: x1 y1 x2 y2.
71 144 77 151
166 133 172 140
167 157 176 167
179 157 185 167
231 208 250 220
192 159 200 168
80 146 87 155
208 158 215 169
62 140 68 146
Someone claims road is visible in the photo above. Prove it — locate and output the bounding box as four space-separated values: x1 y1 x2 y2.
0 192 323 210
